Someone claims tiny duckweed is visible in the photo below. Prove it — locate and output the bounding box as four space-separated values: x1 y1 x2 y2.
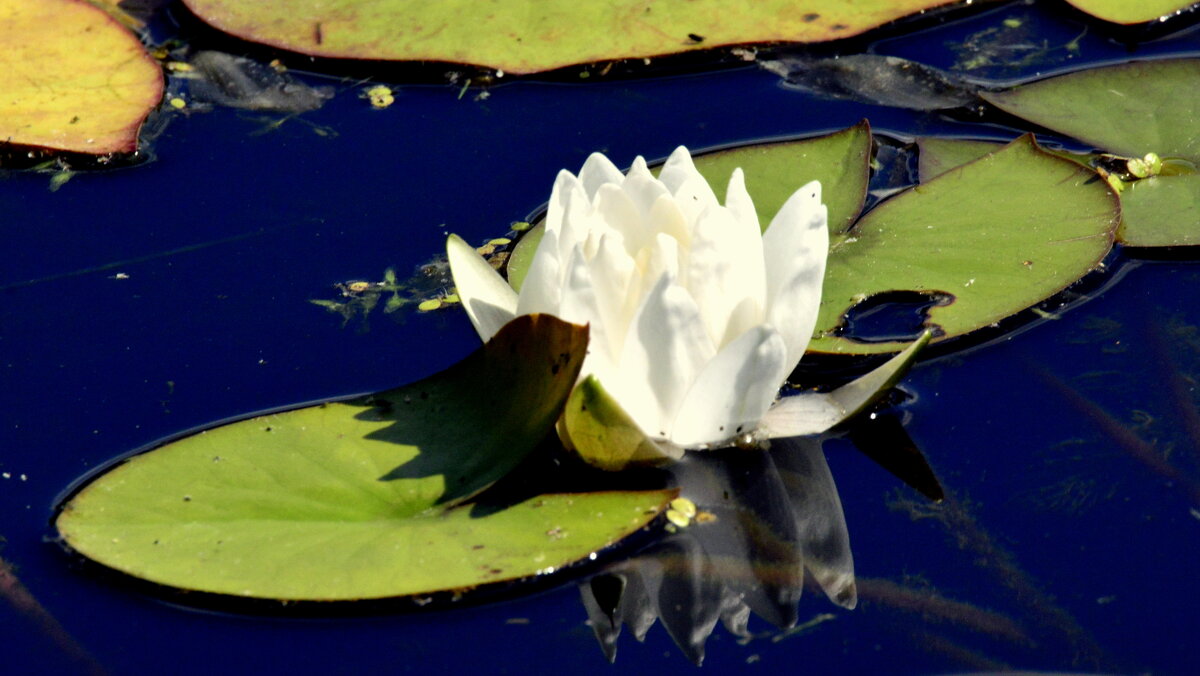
168 97 187 110
665 509 690 528
365 85 395 109
669 497 697 519
417 299 443 312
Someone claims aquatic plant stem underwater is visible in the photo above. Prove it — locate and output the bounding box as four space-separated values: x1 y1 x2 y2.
0 555 105 675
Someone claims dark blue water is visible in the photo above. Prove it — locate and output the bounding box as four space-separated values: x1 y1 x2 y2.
3 2 1199 673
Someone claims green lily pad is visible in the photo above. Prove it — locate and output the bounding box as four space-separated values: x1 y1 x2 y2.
919 138 1200 248
57 315 674 601
1118 174 1200 247
0 0 163 154
506 122 871 292
982 59 1200 164
809 135 1119 354
916 137 1002 183
917 137 1097 183
1063 0 1199 24
692 120 872 236
181 0 960 75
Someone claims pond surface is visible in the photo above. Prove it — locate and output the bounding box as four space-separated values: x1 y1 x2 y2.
2 2 1199 673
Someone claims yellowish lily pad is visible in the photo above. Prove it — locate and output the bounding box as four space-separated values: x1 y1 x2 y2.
0 0 162 154
182 0 961 74
1064 0 1199 24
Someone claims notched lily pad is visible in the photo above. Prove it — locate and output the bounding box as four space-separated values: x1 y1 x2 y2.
810 135 1119 354
0 0 162 154
56 315 674 602
181 0 962 75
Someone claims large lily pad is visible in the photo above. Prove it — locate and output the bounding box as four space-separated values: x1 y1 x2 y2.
982 59 1200 164
809 135 1119 354
182 0 960 74
0 0 162 154
1064 0 1199 24
56 315 674 601
506 122 871 292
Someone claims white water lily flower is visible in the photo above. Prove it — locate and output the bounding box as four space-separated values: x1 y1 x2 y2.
447 146 833 453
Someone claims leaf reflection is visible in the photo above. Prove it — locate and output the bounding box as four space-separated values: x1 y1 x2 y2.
578 438 855 665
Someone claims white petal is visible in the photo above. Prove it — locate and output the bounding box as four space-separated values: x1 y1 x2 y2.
672 175 721 227
544 170 581 238
724 168 762 238
670 326 787 447
646 194 691 250
445 234 518 342
615 273 715 440
621 174 670 219
578 152 625 199
658 146 702 194
593 183 648 255
554 178 595 264
629 232 680 311
658 148 719 226
626 155 653 180
515 225 563 316
719 296 764 349
762 180 828 372
558 246 619 383
588 233 636 360
684 205 766 349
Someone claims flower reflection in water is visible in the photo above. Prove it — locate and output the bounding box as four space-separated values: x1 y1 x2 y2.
579 437 854 664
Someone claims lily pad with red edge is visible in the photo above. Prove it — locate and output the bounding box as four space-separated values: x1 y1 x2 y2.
56 315 675 603
180 0 962 75
0 0 162 154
